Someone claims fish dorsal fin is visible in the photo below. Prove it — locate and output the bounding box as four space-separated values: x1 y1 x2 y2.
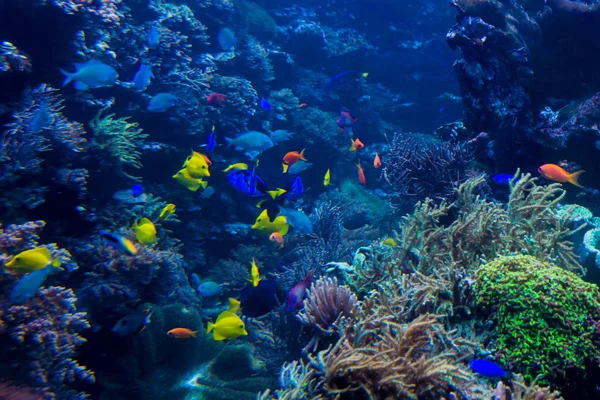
216 311 236 323
139 217 152 226
75 60 103 70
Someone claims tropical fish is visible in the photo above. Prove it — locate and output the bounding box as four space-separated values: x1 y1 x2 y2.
324 169 331 186
282 176 304 201
224 131 274 159
538 164 584 188
227 169 266 197
167 328 198 339
207 311 248 341
158 204 176 221
59 60 118 90
205 126 217 152
113 189 148 204
259 97 271 110
28 103 53 133
469 359 509 378
251 210 289 236
207 92 227 106
336 111 357 132
282 149 307 173
99 231 138 256
382 238 397 248
373 153 382 168
147 26 160 49
217 27 237 51
132 63 153 91
112 309 152 336
281 208 313 234
9 265 60 304
248 259 260 287
325 70 369 90
298 103 307 108
183 151 210 178
270 130 293 144
240 280 281 318
349 138 365 151
492 174 517 186
133 218 156 245
131 184 143 198
147 93 177 112
269 233 284 249
4 248 61 274
286 161 313 174
173 168 209 191
228 298 241 313
357 162 366 186
197 281 222 297
285 274 312 311
223 163 248 172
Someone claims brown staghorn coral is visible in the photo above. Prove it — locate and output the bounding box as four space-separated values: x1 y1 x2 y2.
493 377 563 400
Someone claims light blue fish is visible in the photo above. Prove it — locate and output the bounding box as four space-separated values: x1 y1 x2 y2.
9 265 59 304
147 93 177 112
197 281 222 297
281 208 313 234
217 27 237 51
270 129 293 144
224 131 274 159
147 27 160 49
133 63 153 91
28 103 53 133
287 160 313 175
59 60 118 90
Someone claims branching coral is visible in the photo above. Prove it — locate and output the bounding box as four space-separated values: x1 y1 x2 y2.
89 106 147 180
474 254 600 384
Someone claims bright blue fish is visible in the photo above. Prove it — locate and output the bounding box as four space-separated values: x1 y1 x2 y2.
10 265 58 304
147 93 177 112
147 27 160 49
206 126 217 152
131 184 143 198
283 176 304 201
469 359 508 378
133 63 153 91
59 60 118 90
492 174 517 186
227 169 266 198
259 98 271 110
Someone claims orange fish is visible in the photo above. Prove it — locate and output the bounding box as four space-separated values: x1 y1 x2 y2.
269 232 284 249
349 138 365 152
167 328 198 339
282 149 307 173
357 162 366 186
373 153 381 168
298 103 307 108
538 164 584 188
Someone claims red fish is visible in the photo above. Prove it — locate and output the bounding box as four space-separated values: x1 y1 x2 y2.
207 92 227 106
373 153 381 168
357 162 366 186
282 149 307 173
538 164 584 188
349 138 365 152
167 328 198 338
336 111 357 133
285 274 312 311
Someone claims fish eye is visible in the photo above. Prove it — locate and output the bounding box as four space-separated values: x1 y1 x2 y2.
239 324 243 328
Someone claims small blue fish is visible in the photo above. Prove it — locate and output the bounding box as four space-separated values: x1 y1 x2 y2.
132 63 153 91
224 131 274 159
206 126 217 152
112 309 152 336
270 129 293 144
217 27 237 52
28 103 53 133
259 98 271 110
197 281 222 297
287 160 313 175
469 359 508 378
492 174 517 186
9 265 59 304
227 169 267 198
59 60 118 90
147 93 177 112
147 27 160 49
283 176 304 201
131 184 143 198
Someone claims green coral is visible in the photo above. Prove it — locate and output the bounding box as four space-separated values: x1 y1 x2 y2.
474 254 600 384
90 106 148 180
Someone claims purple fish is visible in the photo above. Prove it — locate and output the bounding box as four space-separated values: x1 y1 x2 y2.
285 274 312 311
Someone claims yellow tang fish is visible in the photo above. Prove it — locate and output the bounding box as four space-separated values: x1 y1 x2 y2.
228 298 240 313
183 151 210 178
158 204 175 221
324 169 331 186
206 311 248 341
173 168 209 192
133 218 157 245
382 238 397 248
223 163 248 173
248 258 260 287
251 210 289 236
4 248 62 274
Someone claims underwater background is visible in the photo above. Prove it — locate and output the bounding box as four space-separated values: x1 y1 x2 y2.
2 0 600 399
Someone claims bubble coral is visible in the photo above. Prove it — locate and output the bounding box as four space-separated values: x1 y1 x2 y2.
474 254 600 384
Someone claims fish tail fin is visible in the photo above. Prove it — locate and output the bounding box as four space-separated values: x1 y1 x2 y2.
224 137 233 147
191 330 198 338
50 258 63 270
206 322 215 333
361 72 369 78
299 148 307 161
58 68 74 86
568 170 585 188
282 163 289 173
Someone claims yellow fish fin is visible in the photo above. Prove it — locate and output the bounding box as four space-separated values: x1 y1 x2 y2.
50 258 63 270
228 298 240 313
206 322 215 333
282 163 289 173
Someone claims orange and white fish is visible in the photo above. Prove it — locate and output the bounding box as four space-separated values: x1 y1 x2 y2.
167 328 197 338
538 164 584 188
373 153 381 168
269 232 284 249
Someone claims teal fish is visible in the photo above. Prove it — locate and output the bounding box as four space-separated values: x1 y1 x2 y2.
270 129 293 144
224 131 274 159
147 93 177 112
287 160 313 175
9 265 60 304
59 60 118 90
